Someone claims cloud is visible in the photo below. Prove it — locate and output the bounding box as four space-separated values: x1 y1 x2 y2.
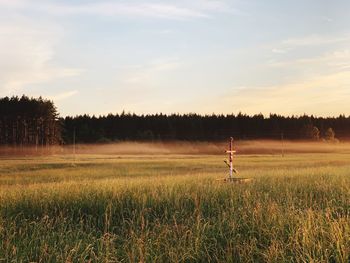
0 0 242 20
191 0 244 15
268 34 350 58
321 16 333 23
46 2 208 19
120 58 181 86
0 1 210 20
281 34 350 47
267 34 350 78
0 17 82 95
271 48 288 54
218 71 350 116
49 90 78 101
268 49 350 70
0 0 23 8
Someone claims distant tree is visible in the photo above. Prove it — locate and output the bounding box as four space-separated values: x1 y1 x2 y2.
301 124 320 140
324 128 336 141
311 126 320 140
0 95 61 146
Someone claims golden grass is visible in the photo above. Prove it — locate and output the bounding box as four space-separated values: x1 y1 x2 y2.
0 153 349 262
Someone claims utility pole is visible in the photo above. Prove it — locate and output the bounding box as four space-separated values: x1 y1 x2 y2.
281 132 284 157
73 127 76 158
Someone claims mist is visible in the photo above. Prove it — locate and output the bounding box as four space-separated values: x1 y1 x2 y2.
1 140 350 157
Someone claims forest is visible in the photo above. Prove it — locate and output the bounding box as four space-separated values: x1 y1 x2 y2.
63 112 348 143
0 96 61 146
1 96 350 145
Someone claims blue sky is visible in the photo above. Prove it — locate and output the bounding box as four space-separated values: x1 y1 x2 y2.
0 0 349 116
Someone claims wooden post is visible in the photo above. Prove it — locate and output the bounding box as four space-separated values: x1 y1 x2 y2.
229 137 233 179
281 132 284 157
225 137 236 179
73 127 76 156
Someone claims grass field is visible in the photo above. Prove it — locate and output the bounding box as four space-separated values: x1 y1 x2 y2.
0 148 350 262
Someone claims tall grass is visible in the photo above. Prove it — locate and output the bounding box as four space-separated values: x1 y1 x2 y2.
0 154 349 262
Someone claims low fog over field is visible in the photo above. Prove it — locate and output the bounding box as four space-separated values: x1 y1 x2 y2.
1 140 350 156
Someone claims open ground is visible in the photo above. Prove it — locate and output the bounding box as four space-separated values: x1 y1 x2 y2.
0 141 349 262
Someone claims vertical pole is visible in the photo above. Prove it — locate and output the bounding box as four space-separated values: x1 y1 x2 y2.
73 127 76 157
281 132 284 157
229 137 233 179
35 127 38 152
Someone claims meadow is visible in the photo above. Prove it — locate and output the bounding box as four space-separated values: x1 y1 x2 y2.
0 142 349 262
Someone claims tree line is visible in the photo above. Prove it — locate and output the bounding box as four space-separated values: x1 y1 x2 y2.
62 112 349 143
1 96 349 146
0 96 61 147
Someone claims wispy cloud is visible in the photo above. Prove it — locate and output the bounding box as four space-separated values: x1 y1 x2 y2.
217 71 350 116
267 34 350 78
0 18 82 95
45 2 208 20
268 34 350 58
271 48 288 54
0 0 23 8
120 58 181 86
268 49 350 70
191 0 244 15
0 0 243 20
321 16 333 23
49 90 79 101
281 34 350 47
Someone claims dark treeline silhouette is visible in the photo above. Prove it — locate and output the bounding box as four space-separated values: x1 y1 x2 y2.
0 96 61 147
1 96 349 145
62 112 350 143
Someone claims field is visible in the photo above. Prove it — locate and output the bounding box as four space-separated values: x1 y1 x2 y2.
0 142 350 262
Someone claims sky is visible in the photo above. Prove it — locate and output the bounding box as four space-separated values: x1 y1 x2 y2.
0 0 350 117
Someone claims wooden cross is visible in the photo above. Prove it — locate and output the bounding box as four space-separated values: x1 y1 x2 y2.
225 137 237 179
